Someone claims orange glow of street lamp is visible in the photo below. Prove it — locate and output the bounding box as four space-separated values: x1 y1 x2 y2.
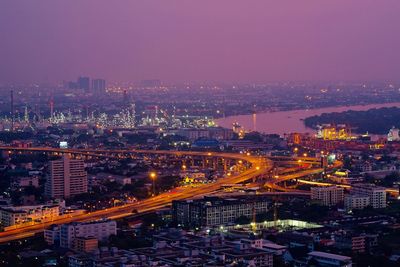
149 172 157 196
149 172 157 180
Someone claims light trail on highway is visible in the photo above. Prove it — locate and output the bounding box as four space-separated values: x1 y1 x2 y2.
0 146 272 243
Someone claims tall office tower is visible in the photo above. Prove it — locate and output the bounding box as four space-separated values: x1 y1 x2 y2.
91 79 106 93
45 155 87 199
78 76 90 92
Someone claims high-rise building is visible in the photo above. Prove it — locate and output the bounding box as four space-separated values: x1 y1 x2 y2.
78 76 90 92
311 186 344 206
45 155 87 199
91 79 106 93
350 183 386 209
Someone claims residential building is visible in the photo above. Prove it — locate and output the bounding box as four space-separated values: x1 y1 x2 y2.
44 225 60 245
334 234 366 253
344 195 370 212
350 183 386 208
59 219 116 248
73 237 98 253
11 176 39 189
308 251 352 267
172 196 270 227
311 186 344 206
0 204 59 227
45 155 87 199
69 247 147 267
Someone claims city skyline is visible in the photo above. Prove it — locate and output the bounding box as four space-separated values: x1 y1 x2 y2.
1 0 400 84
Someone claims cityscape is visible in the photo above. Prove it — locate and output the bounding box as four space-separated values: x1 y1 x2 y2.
1 1 400 267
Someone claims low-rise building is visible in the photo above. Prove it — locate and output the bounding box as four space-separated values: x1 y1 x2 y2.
11 176 39 189
73 237 98 253
311 186 344 206
308 251 352 267
172 196 270 227
0 204 60 227
46 219 117 248
344 195 370 212
350 183 386 208
69 247 148 267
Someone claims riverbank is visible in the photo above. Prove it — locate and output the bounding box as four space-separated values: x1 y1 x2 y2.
216 102 400 136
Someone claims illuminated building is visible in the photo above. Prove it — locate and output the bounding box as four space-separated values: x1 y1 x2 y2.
317 124 351 140
180 171 207 184
45 155 87 199
233 122 245 139
0 204 60 227
387 126 400 141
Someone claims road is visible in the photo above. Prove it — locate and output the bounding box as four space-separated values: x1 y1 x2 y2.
0 147 272 243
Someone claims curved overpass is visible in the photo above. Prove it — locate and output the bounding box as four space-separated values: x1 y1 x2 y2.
0 146 272 243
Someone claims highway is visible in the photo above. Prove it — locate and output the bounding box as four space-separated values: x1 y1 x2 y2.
0 147 272 243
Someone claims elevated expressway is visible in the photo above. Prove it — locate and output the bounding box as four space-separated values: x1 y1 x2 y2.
4 146 394 243
0 146 272 243
264 159 399 197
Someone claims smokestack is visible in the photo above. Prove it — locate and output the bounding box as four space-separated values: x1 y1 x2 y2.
50 96 54 121
10 90 14 132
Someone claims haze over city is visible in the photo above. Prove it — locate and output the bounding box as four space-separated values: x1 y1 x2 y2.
2 1 400 267
1 0 400 84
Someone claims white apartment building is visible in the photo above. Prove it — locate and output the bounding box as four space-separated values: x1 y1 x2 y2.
59 219 117 248
45 155 87 199
311 186 344 206
350 183 386 209
0 204 60 227
344 195 370 212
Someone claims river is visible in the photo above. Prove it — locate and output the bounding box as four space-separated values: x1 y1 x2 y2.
216 102 400 136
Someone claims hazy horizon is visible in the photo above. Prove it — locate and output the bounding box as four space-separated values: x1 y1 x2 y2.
1 0 400 84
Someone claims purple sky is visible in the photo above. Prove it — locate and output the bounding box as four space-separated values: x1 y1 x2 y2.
1 0 400 84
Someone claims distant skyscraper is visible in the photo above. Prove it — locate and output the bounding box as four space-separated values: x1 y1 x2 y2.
67 81 78 89
78 76 90 92
45 155 87 199
91 79 106 93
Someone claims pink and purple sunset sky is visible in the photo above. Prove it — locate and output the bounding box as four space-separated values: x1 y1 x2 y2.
1 0 400 84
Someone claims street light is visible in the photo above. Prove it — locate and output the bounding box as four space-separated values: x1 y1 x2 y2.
149 172 157 196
